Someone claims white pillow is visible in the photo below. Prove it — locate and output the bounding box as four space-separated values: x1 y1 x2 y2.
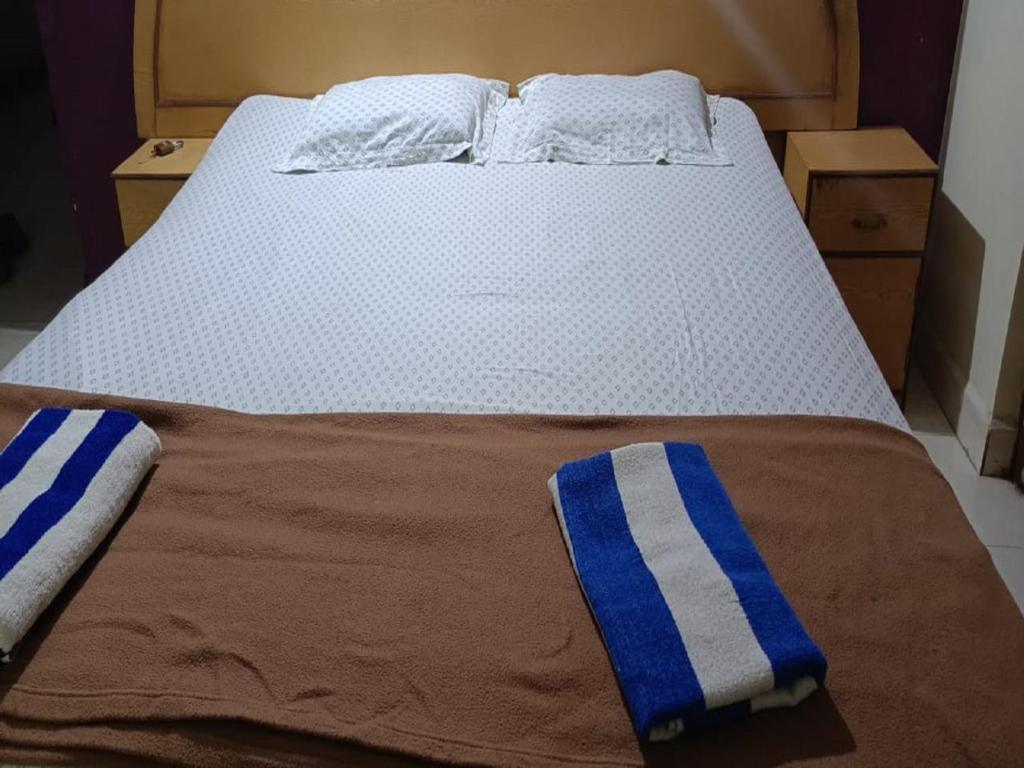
494 70 729 166
274 74 509 172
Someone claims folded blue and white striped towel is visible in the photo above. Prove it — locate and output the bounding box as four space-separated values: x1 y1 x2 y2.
549 442 827 740
0 408 161 659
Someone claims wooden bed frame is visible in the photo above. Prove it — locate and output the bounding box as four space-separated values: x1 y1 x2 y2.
133 0 859 139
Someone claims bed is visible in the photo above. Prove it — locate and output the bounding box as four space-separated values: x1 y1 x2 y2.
1 95 903 428
0 1 1022 766
5 2 889 423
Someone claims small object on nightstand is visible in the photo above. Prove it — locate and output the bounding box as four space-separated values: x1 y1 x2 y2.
783 127 938 401
151 139 184 157
112 138 213 247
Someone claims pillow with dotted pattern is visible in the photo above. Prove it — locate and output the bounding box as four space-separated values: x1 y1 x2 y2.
494 70 730 166
274 74 509 172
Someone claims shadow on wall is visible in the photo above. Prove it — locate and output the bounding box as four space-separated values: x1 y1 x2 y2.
997 247 1024 483
995 245 1024 424
911 0 982 463
1014 264 1024 485
914 190 986 431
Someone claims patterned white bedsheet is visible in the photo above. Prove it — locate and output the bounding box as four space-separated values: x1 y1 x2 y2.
1 96 906 429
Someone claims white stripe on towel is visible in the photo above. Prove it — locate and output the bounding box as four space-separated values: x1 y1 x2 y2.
0 410 105 536
609 442 774 710
751 675 818 712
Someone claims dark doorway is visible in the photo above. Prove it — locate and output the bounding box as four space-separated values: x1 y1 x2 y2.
0 0 84 360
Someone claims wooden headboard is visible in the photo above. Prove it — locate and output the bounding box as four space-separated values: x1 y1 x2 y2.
134 0 859 138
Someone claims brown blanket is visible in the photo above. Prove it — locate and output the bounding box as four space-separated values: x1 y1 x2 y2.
0 383 1022 767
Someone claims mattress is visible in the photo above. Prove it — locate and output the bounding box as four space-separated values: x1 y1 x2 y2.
0 96 906 429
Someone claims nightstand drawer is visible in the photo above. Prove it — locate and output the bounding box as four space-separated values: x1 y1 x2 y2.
809 176 934 253
115 178 185 247
824 255 920 393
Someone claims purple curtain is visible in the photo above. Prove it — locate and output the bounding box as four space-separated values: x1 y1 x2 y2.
34 0 138 283
858 0 964 159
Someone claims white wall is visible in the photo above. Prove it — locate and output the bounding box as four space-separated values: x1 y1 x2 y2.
916 0 1024 473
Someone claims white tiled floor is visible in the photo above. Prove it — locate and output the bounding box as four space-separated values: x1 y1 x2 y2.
904 367 1024 615
1 326 1022 616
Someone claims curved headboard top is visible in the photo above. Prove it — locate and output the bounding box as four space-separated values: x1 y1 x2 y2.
134 0 859 138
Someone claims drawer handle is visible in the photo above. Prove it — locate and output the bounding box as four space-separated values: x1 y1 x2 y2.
853 213 888 231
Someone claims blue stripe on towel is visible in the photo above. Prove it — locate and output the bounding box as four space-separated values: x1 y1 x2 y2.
663 443 828 688
555 451 706 734
552 442 827 740
0 409 71 493
0 410 139 580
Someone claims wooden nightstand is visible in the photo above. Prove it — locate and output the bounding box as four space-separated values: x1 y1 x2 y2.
784 127 938 398
112 138 212 247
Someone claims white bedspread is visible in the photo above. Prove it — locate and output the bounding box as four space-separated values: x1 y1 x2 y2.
1 96 905 429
